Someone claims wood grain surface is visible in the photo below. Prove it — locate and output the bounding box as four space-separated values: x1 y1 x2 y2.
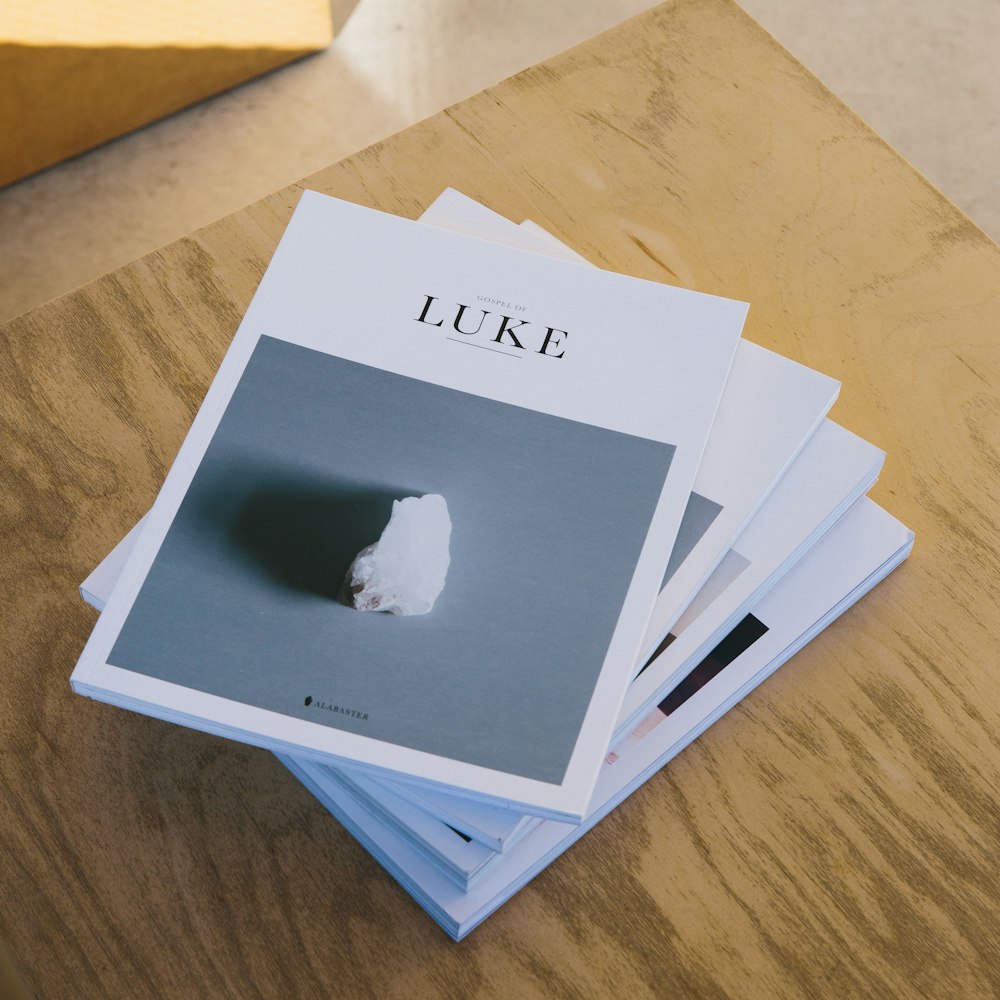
3 1 999 996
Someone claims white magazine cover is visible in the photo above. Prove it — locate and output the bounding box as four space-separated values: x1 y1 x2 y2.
379 779 538 855
420 189 570 255
79 191 838 843
324 769 506 891
616 418 884 741
282 496 914 939
518 219 589 262
70 189 747 822
637 339 838 667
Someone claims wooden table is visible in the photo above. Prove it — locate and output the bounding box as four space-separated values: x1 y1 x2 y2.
3 1 999 995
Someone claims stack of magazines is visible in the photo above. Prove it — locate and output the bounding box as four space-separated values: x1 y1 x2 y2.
72 188 914 940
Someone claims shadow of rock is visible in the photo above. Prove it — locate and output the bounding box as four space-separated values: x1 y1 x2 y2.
223 471 410 601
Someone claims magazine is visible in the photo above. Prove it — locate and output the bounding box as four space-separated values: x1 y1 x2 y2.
70 189 747 821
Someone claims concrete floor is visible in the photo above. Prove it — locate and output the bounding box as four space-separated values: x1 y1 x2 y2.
1 0 997 323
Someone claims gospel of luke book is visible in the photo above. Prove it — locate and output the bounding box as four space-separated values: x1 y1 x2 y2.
70 189 748 821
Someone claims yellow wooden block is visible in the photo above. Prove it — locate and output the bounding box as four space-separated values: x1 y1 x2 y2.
0 0 333 187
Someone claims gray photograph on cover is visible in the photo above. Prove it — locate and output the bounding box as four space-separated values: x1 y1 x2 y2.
109 336 675 783
660 491 723 588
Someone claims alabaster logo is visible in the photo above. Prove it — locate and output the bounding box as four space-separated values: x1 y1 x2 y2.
414 293 568 358
303 696 369 721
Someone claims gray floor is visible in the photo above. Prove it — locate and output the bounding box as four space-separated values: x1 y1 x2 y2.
1 0 996 323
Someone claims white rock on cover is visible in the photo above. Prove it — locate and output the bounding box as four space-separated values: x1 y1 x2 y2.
341 494 452 615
